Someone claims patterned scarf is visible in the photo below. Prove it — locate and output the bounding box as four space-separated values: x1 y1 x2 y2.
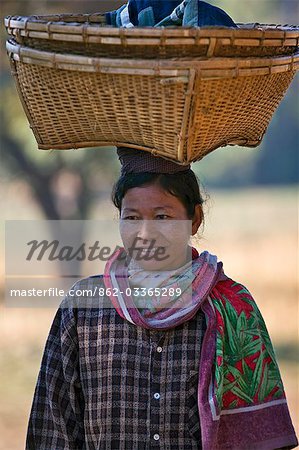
103 246 298 449
103 246 222 330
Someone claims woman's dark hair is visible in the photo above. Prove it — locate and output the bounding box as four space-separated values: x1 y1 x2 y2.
111 169 206 225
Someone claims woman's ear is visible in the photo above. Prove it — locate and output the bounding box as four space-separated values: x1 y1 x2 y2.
191 204 203 236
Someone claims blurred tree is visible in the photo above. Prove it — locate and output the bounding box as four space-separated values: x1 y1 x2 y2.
253 79 299 186
0 0 124 221
0 84 119 220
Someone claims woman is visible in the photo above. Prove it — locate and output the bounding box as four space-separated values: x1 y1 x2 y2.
26 148 298 449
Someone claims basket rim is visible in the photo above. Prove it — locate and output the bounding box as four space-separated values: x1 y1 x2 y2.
7 39 299 77
4 15 299 43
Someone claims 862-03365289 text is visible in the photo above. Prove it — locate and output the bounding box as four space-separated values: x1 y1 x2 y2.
8 286 183 298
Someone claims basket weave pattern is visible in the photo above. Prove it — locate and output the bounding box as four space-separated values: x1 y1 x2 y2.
5 15 299 58
5 15 299 163
14 37 299 59
11 50 297 162
15 62 187 159
187 71 296 159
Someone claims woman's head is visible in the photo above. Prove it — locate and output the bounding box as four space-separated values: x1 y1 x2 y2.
111 170 206 270
112 169 205 222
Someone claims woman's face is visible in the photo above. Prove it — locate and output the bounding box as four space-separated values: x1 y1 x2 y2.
119 182 202 270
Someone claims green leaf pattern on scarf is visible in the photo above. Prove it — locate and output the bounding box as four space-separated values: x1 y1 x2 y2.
212 283 285 410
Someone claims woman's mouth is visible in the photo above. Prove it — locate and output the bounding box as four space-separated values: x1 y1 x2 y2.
135 247 166 258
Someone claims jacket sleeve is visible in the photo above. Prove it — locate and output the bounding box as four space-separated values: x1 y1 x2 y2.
26 304 85 449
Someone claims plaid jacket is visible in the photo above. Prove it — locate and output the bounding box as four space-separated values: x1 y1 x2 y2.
26 275 206 449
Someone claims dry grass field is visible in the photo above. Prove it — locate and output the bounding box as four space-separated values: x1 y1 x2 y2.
0 186 298 449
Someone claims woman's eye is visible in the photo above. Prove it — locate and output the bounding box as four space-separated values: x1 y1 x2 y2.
122 215 170 220
156 214 170 220
122 216 139 220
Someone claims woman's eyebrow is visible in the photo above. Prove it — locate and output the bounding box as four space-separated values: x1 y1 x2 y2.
123 206 174 212
122 208 139 212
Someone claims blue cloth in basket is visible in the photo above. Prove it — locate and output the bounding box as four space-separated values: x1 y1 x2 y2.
105 0 237 28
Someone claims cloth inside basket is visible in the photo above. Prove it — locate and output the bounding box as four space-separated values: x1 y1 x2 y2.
106 0 237 28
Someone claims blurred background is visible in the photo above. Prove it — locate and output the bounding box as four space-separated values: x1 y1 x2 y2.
0 1 298 449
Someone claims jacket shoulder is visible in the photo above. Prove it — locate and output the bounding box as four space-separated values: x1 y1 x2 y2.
59 274 110 310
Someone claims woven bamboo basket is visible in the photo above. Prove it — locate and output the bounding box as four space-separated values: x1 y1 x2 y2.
5 14 299 59
6 39 298 163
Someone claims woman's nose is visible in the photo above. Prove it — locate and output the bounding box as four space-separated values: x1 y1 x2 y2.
136 220 159 244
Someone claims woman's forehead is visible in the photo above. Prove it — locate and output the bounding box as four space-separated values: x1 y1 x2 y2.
123 184 177 200
122 184 183 208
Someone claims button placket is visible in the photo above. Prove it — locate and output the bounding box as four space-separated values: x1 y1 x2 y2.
149 336 166 446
